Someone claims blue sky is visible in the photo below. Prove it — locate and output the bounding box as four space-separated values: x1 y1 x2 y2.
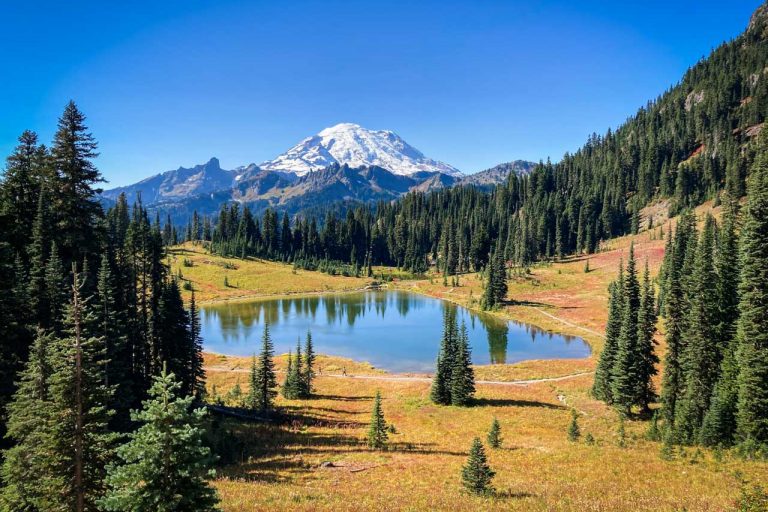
0 0 761 187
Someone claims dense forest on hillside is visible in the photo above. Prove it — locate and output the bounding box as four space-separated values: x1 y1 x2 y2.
591 133 768 451
0 103 215 509
193 7 768 276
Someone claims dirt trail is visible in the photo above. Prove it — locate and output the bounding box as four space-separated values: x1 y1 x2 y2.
530 307 605 339
205 366 593 386
317 371 594 386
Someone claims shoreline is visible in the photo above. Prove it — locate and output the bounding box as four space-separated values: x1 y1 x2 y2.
196 276 601 353
199 277 601 380
195 283 383 306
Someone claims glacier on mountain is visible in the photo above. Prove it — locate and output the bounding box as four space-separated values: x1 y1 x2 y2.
259 122 461 176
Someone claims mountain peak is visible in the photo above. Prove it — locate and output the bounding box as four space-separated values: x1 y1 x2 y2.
319 122 364 132
260 123 461 177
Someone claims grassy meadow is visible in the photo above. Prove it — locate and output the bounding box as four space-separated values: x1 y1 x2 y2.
187 201 766 511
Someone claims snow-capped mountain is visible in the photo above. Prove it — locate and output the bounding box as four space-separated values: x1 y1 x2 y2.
259 123 462 177
100 123 537 225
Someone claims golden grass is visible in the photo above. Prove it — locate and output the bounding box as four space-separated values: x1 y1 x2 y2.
195 201 768 511
167 243 371 303
207 371 767 511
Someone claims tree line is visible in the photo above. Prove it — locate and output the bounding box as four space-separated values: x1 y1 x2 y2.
172 12 768 282
0 102 216 510
594 128 768 452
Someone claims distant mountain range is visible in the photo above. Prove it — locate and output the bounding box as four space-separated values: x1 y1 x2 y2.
102 123 534 222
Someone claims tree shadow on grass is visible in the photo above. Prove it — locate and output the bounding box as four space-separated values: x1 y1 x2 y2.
279 410 367 429
503 299 551 308
314 393 374 402
218 432 467 484
472 397 565 410
493 489 538 499
508 299 580 310
299 405 365 415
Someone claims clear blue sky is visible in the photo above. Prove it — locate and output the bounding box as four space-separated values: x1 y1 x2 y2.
1 0 762 187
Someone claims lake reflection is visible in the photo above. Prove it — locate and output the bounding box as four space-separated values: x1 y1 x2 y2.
201 291 590 373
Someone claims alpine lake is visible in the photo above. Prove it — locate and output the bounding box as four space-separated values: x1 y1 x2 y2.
201 290 590 373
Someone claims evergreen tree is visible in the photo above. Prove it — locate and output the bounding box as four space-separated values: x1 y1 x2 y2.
481 254 496 310
715 196 741 349
568 409 581 442
99 367 220 512
253 324 277 413
636 262 659 412
461 438 495 496
481 245 508 310
661 226 688 425
366 390 388 450
1 330 55 511
676 215 720 442
188 290 206 399
50 101 104 266
226 381 244 408
487 418 502 449
611 243 642 414
45 268 117 510
280 350 293 400
94 252 133 430
450 321 475 406
701 345 740 446
282 341 305 399
592 263 624 403
430 309 458 405
156 280 195 397
303 330 315 396
0 244 31 449
293 339 305 397
27 188 51 325
646 411 661 441
44 241 67 332
244 355 261 411
735 130 768 444
701 198 741 446
0 130 48 256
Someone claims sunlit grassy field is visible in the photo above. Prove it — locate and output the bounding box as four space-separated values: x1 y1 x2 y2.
167 243 417 303
167 243 370 303
193 201 767 510
207 365 767 511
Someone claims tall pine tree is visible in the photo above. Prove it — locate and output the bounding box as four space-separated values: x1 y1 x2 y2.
735 130 768 444
50 101 104 267
252 324 277 414
611 243 642 414
450 321 475 406
592 262 624 403
430 308 458 405
675 215 720 442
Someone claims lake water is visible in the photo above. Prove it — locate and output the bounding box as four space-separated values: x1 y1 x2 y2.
201 291 590 373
